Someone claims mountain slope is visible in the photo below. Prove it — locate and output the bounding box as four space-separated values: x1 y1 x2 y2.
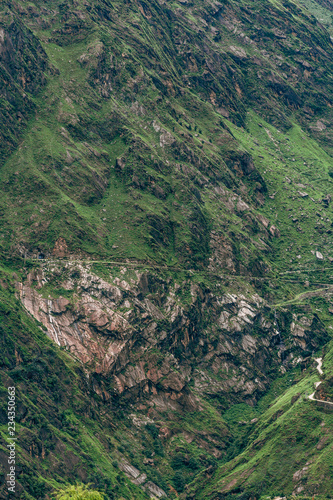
1 0 333 499
1 0 333 269
188 343 333 499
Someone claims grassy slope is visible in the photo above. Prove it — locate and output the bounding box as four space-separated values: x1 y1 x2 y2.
227 112 333 283
299 0 333 35
1 0 333 272
188 346 333 499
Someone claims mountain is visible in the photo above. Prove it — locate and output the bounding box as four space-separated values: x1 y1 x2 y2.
1 0 333 499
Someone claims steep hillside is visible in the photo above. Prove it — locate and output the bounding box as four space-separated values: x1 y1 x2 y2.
1 0 333 499
1 0 333 269
0 4 48 164
188 343 333 499
0 263 149 500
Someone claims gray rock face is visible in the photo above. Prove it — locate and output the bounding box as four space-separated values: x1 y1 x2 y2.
119 461 166 497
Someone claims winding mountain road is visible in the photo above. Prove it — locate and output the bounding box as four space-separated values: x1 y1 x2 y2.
308 357 333 406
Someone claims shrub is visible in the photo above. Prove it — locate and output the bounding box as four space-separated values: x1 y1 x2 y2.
55 483 104 500
173 471 186 492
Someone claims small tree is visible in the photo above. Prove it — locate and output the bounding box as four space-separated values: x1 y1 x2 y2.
55 483 104 500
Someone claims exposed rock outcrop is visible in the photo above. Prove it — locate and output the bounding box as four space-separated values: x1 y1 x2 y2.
17 262 329 416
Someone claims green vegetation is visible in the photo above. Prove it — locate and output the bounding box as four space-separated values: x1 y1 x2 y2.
1 0 333 498
55 484 104 500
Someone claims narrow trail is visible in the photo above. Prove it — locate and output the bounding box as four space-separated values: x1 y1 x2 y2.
24 258 333 288
308 357 333 405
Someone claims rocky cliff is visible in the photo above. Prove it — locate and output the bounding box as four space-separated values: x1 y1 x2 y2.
17 261 329 436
